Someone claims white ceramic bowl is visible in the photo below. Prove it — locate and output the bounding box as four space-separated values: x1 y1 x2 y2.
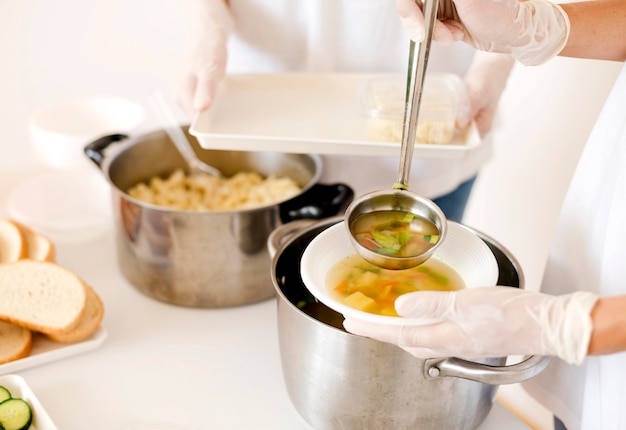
300 221 498 325
29 96 145 170
7 170 112 243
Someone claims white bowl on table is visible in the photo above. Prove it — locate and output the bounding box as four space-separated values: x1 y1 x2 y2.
29 95 145 170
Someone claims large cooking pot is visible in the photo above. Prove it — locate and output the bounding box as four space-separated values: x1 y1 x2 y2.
270 217 549 430
84 128 353 308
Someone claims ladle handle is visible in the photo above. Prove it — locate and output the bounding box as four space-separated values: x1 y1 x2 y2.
395 0 439 190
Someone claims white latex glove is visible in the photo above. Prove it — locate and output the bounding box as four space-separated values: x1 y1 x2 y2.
459 52 514 136
343 287 598 365
395 0 571 66
178 0 234 114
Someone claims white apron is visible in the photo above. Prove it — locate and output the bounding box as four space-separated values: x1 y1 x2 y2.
523 63 626 430
225 0 490 198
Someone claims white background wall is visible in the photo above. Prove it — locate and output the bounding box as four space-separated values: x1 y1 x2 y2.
0 0 185 166
1 1 623 428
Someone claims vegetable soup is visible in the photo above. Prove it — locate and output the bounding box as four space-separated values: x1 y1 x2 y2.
350 210 440 258
326 254 464 316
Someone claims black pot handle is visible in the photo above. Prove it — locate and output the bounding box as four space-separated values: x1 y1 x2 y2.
84 133 128 168
279 183 354 223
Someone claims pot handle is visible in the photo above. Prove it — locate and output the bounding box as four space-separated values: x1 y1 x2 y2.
84 133 128 168
279 183 354 224
423 355 550 385
268 219 321 258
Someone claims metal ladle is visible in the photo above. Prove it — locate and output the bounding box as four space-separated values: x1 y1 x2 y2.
344 0 447 270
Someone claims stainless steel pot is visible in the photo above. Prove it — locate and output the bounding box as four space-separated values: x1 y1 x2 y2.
270 217 549 430
84 128 353 308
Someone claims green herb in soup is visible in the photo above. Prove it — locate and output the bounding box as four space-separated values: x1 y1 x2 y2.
350 210 440 258
326 254 464 316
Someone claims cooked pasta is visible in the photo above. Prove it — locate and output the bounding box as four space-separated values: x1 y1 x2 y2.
127 169 302 211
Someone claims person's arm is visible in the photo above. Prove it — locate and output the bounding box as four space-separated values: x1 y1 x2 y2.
588 295 626 355
178 0 234 113
396 0 626 65
343 286 599 365
461 52 515 136
559 1 626 62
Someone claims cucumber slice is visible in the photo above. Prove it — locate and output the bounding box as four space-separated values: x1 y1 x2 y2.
0 398 32 430
0 387 10 404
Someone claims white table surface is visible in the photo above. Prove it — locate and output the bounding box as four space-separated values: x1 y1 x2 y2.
0 167 530 430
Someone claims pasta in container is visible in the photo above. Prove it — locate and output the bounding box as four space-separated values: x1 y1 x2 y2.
359 73 470 145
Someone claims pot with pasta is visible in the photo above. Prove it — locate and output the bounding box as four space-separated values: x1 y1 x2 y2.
84 127 353 307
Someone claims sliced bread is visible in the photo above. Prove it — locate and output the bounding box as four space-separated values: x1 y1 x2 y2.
13 221 55 262
47 283 104 343
0 219 26 262
0 320 32 364
0 260 87 336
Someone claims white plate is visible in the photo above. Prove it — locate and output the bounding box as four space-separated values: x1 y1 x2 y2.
0 327 107 375
190 73 481 159
300 221 498 326
7 170 112 243
0 374 58 430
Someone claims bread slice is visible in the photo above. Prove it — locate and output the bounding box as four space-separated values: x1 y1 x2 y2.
46 283 104 343
13 221 55 262
0 219 26 262
0 260 87 336
0 320 32 364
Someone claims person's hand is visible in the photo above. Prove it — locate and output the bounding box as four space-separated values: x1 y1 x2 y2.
396 0 459 46
343 286 598 365
460 52 514 136
395 0 570 66
177 0 234 114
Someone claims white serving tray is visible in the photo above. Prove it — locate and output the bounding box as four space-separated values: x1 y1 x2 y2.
0 327 107 376
190 73 481 160
0 374 58 430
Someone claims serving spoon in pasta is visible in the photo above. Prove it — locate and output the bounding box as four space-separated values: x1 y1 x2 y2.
150 92 222 177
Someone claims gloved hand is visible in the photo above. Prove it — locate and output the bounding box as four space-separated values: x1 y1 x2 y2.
343 286 598 365
395 0 571 66
459 52 514 135
177 0 234 114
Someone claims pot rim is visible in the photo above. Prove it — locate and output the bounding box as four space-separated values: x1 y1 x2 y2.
89 128 325 214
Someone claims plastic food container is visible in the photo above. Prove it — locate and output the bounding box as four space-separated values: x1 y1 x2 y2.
359 73 470 144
